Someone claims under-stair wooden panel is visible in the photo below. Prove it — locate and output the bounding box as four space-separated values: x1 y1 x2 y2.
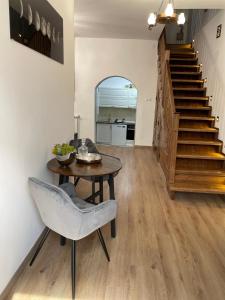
169 43 225 196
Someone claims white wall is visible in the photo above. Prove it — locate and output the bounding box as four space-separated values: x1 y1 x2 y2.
74 38 158 146
166 10 191 44
0 0 75 294
192 10 225 145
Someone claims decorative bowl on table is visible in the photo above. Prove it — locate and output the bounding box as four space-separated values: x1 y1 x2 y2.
52 143 76 167
76 153 102 164
56 153 75 167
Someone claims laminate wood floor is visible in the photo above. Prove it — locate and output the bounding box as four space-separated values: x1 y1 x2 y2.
6 146 225 300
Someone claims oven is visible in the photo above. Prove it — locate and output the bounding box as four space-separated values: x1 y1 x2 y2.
126 124 135 141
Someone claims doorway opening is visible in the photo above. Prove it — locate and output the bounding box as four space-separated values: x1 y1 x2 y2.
95 76 138 147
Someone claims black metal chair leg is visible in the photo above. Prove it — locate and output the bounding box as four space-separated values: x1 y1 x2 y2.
110 219 116 238
97 229 110 262
108 175 116 238
71 240 76 300
59 175 69 246
30 228 50 266
74 177 80 187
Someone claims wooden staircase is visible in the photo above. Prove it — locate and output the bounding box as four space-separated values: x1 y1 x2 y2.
153 34 225 197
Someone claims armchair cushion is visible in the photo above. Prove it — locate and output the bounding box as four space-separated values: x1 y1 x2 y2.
60 182 76 198
60 182 93 210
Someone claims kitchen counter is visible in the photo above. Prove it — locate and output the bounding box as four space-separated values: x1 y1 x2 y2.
96 121 114 124
96 121 135 125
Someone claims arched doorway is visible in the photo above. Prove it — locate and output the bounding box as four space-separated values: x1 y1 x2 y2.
95 76 138 146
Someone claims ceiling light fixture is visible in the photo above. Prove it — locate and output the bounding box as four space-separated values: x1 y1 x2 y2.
148 0 185 30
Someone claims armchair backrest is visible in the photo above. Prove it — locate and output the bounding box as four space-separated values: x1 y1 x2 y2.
28 178 83 240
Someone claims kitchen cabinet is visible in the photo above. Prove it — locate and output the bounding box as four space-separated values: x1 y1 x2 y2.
128 89 137 108
97 87 137 108
96 123 112 144
128 97 137 108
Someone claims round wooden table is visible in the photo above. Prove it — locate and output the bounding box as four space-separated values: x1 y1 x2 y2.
47 154 122 180
47 154 122 241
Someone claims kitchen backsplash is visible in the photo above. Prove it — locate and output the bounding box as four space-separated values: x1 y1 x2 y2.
97 107 136 122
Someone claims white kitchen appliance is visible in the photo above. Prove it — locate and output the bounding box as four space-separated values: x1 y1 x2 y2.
112 124 127 146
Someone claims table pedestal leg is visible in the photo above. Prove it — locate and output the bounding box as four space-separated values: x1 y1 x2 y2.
92 177 96 203
59 175 69 246
108 175 116 238
99 177 104 203
60 236 66 246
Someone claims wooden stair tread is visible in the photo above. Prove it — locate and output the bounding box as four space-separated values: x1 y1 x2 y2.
176 149 225 160
170 51 196 55
176 168 225 176
174 96 208 101
172 79 204 83
170 50 195 54
170 54 196 59
176 105 211 110
178 123 216 129
170 58 198 62
170 181 225 194
179 127 218 133
179 116 214 121
173 87 206 91
170 65 200 68
177 138 222 146
168 43 193 48
171 72 201 75
170 48 194 51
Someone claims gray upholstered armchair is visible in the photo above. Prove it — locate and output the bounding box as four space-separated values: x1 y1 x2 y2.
28 177 117 299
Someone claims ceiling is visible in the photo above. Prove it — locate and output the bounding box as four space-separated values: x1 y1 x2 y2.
74 0 225 40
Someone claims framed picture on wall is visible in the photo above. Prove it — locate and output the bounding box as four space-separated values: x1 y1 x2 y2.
9 0 64 64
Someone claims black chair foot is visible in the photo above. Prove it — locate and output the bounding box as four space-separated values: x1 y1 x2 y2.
30 228 50 266
97 229 110 262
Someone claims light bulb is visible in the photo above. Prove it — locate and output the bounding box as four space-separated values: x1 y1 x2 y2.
148 13 156 26
165 3 174 17
177 13 186 25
